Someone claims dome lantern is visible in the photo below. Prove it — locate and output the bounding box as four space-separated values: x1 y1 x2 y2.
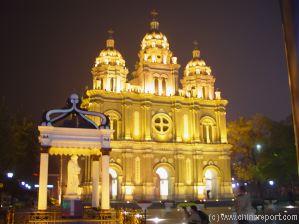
150 9 159 31
192 40 200 59
106 29 115 48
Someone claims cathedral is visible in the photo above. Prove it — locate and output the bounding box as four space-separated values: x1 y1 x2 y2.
80 11 233 201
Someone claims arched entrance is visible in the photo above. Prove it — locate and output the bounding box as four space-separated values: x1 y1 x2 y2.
204 168 219 199
109 168 118 200
155 167 169 200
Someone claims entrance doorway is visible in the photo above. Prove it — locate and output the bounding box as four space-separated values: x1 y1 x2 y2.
204 169 218 199
109 168 118 200
156 167 169 200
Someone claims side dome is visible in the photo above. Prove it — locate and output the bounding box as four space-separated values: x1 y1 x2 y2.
184 42 211 77
91 30 128 92
94 30 127 69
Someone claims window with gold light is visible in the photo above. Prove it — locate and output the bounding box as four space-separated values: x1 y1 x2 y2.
152 113 171 134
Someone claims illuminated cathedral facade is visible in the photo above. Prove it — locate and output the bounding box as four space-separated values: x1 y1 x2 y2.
80 12 233 201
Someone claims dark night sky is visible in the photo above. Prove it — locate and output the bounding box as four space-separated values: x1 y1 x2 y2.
0 0 291 122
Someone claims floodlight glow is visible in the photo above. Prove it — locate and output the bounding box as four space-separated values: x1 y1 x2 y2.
256 144 262 152
21 182 25 186
148 217 165 223
135 213 142 218
34 184 54 188
268 180 275 186
232 183 236 188
6 172 14 178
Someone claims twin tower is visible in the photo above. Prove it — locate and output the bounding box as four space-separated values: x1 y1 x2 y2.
91 11 220 101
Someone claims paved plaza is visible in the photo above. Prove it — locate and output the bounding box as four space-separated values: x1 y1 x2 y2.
146 207 299 224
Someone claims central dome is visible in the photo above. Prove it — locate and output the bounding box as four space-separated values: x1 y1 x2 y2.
141 10 170 50
141 31 169 50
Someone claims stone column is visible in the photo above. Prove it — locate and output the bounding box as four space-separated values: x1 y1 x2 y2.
91 155 100 208
101 149 111 209
38 147 49 210
99 128 113 210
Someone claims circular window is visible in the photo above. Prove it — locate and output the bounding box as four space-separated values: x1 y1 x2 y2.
152 113 172 134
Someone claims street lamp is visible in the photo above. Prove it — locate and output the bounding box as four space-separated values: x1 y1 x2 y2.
256 144 262 152
6 172 14 178
268 180 275 186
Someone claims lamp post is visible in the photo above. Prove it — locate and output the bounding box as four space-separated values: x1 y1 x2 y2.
251 144 263 199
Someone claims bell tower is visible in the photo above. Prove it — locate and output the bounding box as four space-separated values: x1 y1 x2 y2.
92 30 128 92
130 10 180 96
181 41 216 99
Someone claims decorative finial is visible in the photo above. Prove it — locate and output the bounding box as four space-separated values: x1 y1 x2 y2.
106 29 115 48
150 10 159 30
108 29 114 38
193 40 199 49
151 9 158 20
192 40 200 58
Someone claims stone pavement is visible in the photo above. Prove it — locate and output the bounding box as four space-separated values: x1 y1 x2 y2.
146 207 299 224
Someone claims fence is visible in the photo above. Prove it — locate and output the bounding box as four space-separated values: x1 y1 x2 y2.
6 208 145 224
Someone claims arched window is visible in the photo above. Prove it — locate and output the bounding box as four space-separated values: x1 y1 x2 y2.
200 117 216 143
100 78 104 90
110 78 115 91
111 119 118 140
154 78 159 95
105 110 121 140
162 78 166 95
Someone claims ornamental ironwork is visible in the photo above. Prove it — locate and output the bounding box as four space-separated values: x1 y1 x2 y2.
42 93 110 129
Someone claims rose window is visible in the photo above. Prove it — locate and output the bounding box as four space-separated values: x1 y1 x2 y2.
152 114 171 134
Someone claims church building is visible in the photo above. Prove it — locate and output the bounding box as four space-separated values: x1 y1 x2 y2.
80 11 233 201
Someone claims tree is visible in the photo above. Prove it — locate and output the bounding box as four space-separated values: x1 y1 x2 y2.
228 114 298 195
258 116 297 186
0 99 39 181
228 114 272 182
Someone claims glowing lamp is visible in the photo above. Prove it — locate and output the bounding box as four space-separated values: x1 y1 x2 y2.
268 180 275 186
6 172 14 178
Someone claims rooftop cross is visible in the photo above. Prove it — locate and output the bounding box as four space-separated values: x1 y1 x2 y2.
151 9 158 21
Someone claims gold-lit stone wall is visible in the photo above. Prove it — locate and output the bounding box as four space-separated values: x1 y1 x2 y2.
80 12 233 201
